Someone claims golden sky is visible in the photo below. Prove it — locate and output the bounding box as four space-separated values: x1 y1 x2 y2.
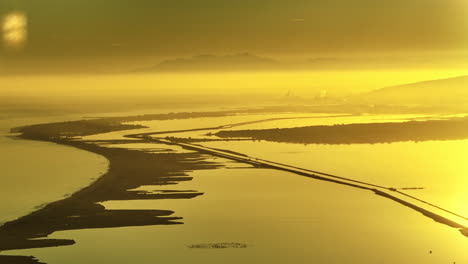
1 0 468 73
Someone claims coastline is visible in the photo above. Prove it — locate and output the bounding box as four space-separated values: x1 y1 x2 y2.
1 110 467 263
0 117 224 263
0 117 109 227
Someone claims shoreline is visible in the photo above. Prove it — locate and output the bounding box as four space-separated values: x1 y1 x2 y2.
0 121 109 228
215 116 468 145
0 128 223 263
1 110 467 263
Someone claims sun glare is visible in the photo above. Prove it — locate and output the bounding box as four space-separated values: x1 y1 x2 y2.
2 12 27 50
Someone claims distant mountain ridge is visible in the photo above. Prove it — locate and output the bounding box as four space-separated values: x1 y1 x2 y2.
139 53 280 72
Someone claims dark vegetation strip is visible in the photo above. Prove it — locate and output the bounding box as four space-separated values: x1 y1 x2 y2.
0 255 45 264
215 117 468 144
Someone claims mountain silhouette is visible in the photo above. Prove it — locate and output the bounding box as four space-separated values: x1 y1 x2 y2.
137 53 280 72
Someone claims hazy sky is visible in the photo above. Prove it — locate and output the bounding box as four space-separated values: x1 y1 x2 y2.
1 0 468 72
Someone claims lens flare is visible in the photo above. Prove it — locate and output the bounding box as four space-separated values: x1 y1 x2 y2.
2 12 27 50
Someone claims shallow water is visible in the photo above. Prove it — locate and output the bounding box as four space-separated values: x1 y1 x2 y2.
3 111 467 263
8 167 467 264
81 112 468 221
0 106 224 225
202 140 468 218
82 113 432 141
0 115 108 224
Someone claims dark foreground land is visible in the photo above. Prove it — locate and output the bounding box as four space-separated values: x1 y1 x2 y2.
0 112 237 263
1 108 467 263
0 108 307 263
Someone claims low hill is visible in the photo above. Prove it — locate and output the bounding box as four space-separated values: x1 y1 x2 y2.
363 75 468 106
